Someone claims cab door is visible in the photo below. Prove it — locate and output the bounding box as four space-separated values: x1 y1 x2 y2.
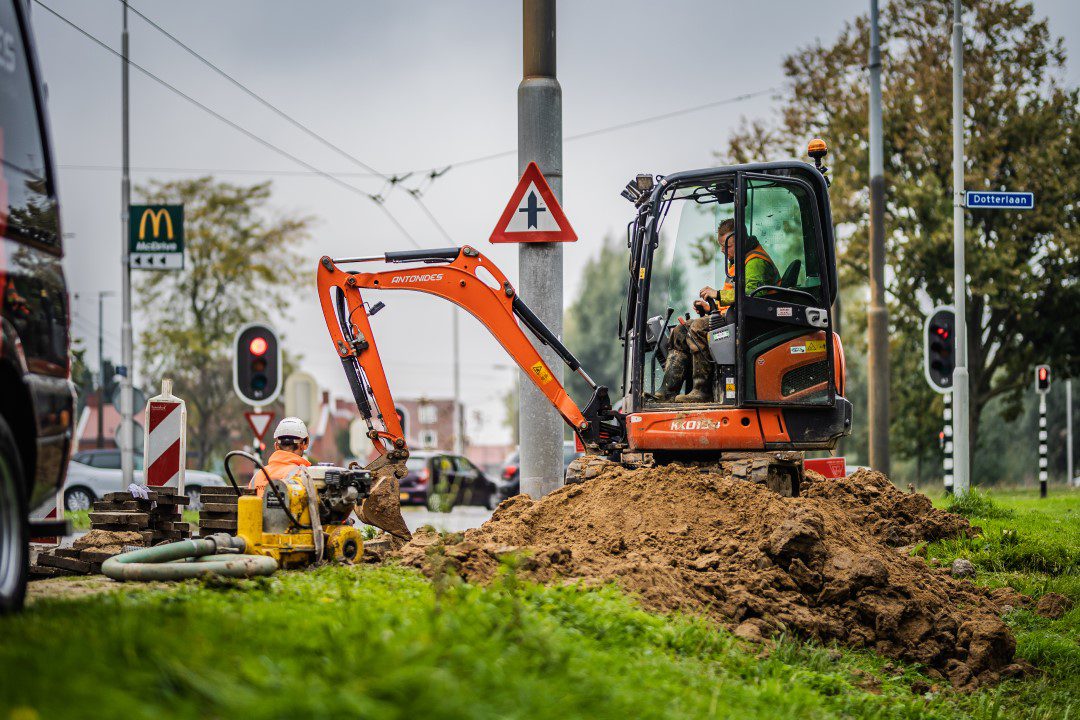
734 173 837 407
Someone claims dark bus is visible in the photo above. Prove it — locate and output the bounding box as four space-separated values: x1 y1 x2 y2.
1 0 74 612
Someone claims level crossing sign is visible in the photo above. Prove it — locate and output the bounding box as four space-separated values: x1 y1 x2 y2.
489 162 577 243
129 204 184 269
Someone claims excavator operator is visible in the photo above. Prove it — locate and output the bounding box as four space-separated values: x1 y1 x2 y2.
250 416 313 497
654 218 779 403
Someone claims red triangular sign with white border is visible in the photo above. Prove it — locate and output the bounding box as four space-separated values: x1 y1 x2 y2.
244 411 275 440
489 162 577 243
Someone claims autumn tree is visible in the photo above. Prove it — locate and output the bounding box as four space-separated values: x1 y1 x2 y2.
135 177 313 468
720 0 1080 461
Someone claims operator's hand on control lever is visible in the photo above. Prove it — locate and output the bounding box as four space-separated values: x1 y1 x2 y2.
694 286 719 316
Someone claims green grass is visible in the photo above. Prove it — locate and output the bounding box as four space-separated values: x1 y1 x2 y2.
5 487 1073 719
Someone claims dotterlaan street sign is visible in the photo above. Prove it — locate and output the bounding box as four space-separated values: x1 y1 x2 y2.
964 191 1034 210
129 204 184 270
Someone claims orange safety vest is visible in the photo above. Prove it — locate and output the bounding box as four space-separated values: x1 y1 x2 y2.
249 450 312 498
720 246 777 298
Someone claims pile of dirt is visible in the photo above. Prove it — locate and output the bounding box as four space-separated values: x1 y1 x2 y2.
399 466 1023 689
72 529 145 554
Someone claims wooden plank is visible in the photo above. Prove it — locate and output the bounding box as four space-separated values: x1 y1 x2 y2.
79 549 118 563
37 553 92 573
200 503 239 515
89 512 149 528
92 500 151 512
54 548 83 559
29 565 72 579
197 518 238 531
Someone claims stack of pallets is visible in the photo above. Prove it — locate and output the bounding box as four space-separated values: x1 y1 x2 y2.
196 486 253 537
30 487 193 579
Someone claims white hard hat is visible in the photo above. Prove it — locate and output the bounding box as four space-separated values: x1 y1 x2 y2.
274 416 309 440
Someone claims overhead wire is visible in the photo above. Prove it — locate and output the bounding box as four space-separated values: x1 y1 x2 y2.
33 0 421 248
122 0 454 243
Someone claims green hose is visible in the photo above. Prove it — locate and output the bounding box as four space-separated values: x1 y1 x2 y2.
101 534 278 581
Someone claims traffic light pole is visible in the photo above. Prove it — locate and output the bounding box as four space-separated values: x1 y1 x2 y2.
1038 393 1048 498
119 0 135 491
943 393 954 494
518 0 565 499
950 0 971 496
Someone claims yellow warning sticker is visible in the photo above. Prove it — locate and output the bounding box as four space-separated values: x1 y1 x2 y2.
639 267 646 280
530 361 554 385
806 340 826 353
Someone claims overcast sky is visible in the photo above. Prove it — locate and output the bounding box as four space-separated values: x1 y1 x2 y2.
32 0 1079 446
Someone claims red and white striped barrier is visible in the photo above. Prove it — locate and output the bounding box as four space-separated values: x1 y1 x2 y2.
143 379 186 490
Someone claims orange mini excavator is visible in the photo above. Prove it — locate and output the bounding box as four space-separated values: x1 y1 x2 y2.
320 143 851 538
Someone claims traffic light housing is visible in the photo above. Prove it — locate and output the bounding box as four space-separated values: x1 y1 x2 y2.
1035 364 1051 394
233 323 282 406
923 306 956 393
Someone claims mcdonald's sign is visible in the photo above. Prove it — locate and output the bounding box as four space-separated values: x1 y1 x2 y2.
128 204 184 270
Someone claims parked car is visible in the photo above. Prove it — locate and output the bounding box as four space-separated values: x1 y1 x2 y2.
493 441 583 506
0 0 73 613
64 449 229 511
398 451 496 512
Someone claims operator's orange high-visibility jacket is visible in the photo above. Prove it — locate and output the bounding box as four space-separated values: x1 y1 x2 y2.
249 450 312 498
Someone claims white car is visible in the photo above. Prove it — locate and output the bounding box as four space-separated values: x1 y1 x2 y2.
63 449 229 511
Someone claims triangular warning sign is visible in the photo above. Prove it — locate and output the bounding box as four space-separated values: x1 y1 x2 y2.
489 162 577 243
244 411 275 440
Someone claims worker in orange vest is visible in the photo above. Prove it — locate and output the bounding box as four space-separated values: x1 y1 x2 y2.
250 416 312 497
654 218 779 403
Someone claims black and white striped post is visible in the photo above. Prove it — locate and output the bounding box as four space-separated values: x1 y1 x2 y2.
943 393 954 494
1036 365 1051 498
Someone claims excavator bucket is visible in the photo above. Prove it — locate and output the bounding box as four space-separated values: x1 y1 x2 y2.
359 456 412 542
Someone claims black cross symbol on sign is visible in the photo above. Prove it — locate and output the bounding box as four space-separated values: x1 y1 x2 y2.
518 191 546 229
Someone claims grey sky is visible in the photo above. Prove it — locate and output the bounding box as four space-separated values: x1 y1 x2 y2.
32 0 1079 445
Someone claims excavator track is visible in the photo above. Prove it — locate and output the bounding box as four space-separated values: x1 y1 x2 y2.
566 451 804 497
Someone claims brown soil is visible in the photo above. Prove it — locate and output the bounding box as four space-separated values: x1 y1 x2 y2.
398 466 1019 689
1035 592 1073 619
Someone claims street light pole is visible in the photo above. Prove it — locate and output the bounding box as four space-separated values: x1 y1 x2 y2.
951 0 971 495
120 0 135 489
867 0 890 475
517 0 564 499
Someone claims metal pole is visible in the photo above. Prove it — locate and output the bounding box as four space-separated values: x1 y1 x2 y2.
517 0 564 498
1068 379 1074 485
120 0 135 489
1039 394 1048 497
950 0 971 495
867 0 890 475
452 308 463 455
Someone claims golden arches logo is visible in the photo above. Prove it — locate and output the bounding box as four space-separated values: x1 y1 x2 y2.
138 208 174 240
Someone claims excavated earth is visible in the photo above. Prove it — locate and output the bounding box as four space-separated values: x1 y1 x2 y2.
398 466 1028 689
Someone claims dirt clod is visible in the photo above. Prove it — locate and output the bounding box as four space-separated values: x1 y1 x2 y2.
399 465 1017 687
1034 592 1073 619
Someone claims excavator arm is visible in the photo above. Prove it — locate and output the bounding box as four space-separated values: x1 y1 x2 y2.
317 245 625 462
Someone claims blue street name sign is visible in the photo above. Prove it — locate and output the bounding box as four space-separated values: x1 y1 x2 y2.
964 191 1034 210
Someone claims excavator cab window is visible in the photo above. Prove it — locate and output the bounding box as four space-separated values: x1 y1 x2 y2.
642 175 736 398
735 173 835 406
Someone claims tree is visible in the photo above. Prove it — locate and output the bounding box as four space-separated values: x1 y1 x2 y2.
563 236 631 403
135 177 313 468
719 0 1080 463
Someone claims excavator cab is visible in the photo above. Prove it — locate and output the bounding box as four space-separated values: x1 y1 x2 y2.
623 155 851 461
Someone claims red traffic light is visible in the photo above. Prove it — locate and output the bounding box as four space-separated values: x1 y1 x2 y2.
249 337 268 356
1039 367 1048 381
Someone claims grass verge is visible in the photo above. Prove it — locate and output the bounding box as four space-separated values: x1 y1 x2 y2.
3 487 1072 719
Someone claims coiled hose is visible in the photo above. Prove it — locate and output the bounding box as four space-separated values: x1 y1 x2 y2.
101 534 277 581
